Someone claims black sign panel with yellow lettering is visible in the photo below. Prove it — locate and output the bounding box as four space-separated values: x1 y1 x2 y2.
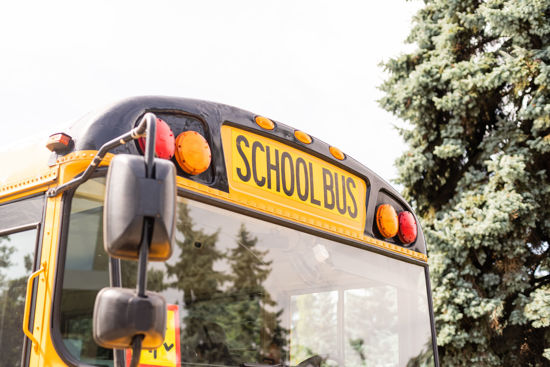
221 126 367 234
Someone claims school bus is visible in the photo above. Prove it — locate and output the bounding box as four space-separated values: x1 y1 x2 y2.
0 96 439 367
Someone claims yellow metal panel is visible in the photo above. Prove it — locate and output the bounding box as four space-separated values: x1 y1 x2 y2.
0 168 58 202
0 137 52 189
221 125 367 235
28 194 69 366
54 151 112 188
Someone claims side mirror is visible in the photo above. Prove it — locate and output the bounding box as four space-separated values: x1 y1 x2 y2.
93 288 166 349
92 113 177 365
103 154 176 261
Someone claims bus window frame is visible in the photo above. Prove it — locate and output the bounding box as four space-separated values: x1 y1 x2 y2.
51 171 438 367
50 172 106 367
0 194 46 367
0 194 44 232
425 267 440 367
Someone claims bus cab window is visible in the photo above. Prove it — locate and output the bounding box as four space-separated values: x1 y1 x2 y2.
0 229 38 366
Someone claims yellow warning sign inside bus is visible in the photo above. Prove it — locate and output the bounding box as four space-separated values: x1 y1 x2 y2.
126 304 181 367
221 125 367 233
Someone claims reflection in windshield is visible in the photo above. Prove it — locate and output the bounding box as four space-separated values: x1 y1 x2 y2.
60 178 435 367
163 203 289 365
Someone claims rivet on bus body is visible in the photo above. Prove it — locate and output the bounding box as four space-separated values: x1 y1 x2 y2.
294 130 312 144
255 116 275 130
329 146 345 160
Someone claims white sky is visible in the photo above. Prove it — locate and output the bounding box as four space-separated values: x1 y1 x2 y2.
0 0 421 183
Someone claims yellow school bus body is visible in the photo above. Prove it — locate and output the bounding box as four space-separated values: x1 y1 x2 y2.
0 96 434 366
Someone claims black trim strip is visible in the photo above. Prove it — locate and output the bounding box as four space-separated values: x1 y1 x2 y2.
0 194 44 230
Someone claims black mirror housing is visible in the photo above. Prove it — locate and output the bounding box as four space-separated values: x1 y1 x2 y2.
103 154 176 261
93 287 167 350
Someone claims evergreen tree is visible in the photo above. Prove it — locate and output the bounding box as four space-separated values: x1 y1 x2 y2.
121 261 166 292
165 202 230 364
380 1 550 365
166 202 226 306
224 224 288 363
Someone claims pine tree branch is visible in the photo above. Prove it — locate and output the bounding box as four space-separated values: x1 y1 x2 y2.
531 275 550 291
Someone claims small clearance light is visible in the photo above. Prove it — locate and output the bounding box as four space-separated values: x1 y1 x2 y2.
376 204 399 238
329 146 345 160
398 211 417 244
295 130 312 144
138 118 175 159
175 131 211 175
46 133 73 152
255 116 275 130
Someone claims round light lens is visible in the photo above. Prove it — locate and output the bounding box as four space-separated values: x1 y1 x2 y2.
376 204 399 238
329 146 345 160
294 130 312 144
138 118 175 159
255 116 275 130
174 131 211 175
398 211 417 244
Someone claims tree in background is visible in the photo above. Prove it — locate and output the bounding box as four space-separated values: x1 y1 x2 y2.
380 0 550 365
165 202 230 364
224 224 287 363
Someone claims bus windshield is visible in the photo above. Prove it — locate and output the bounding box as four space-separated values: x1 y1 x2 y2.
59 178 434 367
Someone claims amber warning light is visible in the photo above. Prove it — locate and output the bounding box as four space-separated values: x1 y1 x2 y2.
175 131 211 175
376 204 417 245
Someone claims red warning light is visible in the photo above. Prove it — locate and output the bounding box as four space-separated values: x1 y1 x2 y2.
398 211 417 244
138 118 175 159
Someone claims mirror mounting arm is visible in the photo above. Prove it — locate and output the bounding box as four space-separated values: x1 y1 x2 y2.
135 107 157 298
129 115 156 367
136 219 151 298
143 113 156 179
47 113 156 198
